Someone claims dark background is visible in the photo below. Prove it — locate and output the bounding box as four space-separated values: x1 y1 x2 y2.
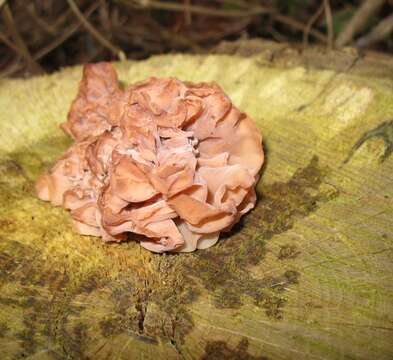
1 0 392 77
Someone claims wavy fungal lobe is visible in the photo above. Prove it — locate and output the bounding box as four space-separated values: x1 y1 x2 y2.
36 63 264 252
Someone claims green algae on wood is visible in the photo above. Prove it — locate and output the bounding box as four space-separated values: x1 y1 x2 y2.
0 41 393 360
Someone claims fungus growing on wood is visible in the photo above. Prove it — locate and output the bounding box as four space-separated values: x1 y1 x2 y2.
36 62 264 252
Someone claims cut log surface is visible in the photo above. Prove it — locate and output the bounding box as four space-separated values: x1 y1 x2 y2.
0 40 392 360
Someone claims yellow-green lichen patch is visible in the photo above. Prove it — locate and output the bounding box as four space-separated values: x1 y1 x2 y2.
278 244 301 260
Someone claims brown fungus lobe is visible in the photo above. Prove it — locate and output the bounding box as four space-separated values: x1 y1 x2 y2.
36 62 264 252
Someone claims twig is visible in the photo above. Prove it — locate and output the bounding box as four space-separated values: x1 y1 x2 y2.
273 13 327 44
1 4 43 73
303 2 324 47
66 0 125 60
1 2 100 77
117 0 272 18
99 0 112 34
324 0 334 49
148 14 204 52
184 0 192 26
335 0 386 47
127 0 327 44
217 0 328 44
34 2 101 61
268 26 288 43
0 56 22 78
356 13 393 48
26 5 57 36
52 8 75 30
0 30 21 53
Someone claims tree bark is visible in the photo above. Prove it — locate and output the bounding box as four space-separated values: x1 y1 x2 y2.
0 40 392 360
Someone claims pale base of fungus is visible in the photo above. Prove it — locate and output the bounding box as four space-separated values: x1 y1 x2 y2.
36 63 264 252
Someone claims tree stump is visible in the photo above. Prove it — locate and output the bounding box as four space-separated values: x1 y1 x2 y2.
0 40 392 360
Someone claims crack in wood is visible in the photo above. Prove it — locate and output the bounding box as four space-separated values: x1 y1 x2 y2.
344 119 393 164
